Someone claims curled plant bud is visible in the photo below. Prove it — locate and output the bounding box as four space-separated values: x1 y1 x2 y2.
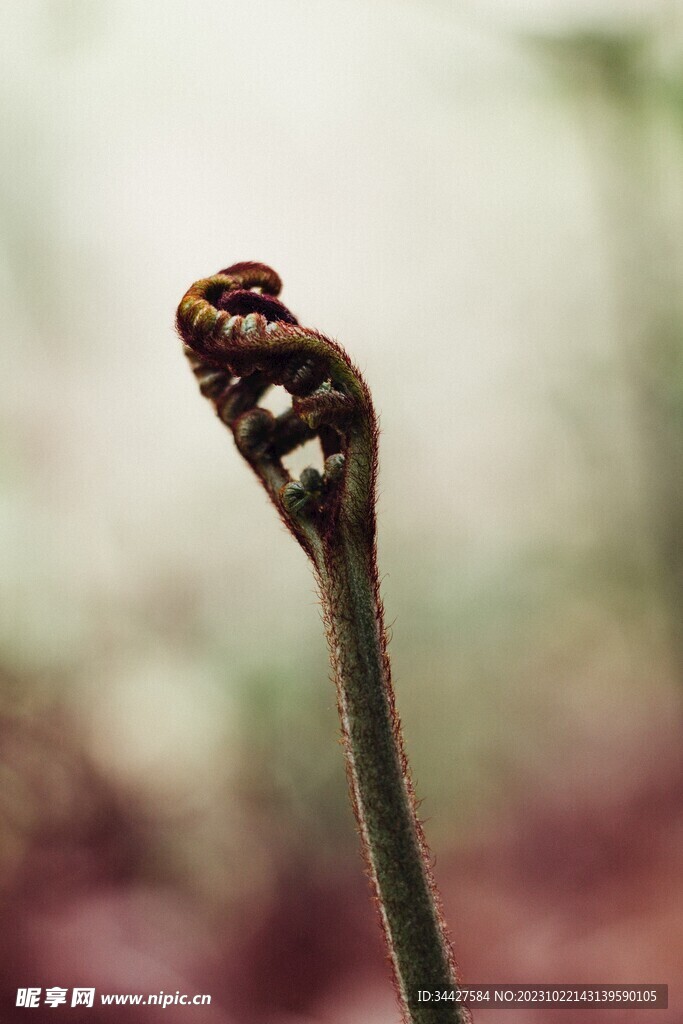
300 467 323 494
176 263 470 1024
233 408 275 458
175 261 376 552
282 357 327 397
293 384 356 431
281 481 310 516
324 452 345 483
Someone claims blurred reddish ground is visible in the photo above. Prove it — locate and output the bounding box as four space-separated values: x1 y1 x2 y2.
0 712 680 1023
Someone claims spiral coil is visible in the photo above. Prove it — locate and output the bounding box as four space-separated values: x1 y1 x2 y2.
176 262 377 551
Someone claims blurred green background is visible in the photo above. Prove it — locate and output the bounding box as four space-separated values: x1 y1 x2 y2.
1 2 682 1021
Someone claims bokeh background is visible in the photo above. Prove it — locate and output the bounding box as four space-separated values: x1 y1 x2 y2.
1 1 682 1020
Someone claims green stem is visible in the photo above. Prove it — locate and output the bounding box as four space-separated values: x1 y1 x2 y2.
314 527 469 1024
177 263 471 1022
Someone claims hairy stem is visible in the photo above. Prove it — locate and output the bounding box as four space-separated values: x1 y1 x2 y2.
314 527 469 1024
176 263 471 1023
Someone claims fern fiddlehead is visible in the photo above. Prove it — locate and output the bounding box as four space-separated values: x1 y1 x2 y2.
176 262 471 1024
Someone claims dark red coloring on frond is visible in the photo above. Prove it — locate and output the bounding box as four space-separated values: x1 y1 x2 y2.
215 289 299 326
